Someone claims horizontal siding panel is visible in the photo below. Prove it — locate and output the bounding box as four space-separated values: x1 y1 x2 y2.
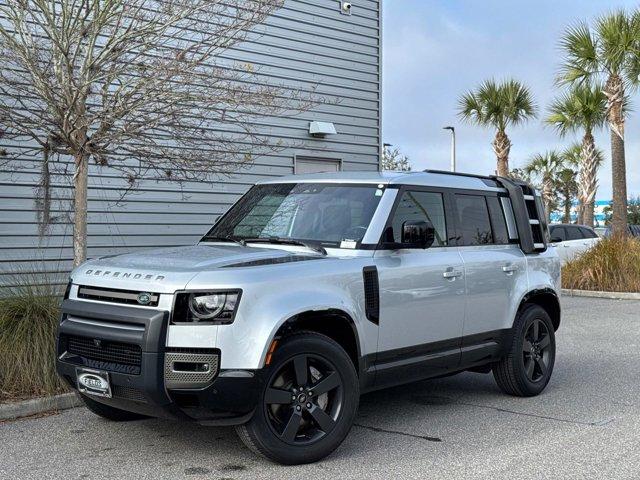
0 211 220 226
2 223 210 237
2 235 198 249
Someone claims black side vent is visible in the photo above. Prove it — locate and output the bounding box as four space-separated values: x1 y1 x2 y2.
362 266 379 325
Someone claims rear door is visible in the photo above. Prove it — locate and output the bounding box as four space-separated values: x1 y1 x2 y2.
579 226 600 251
454 193 527 364
563 225 588 260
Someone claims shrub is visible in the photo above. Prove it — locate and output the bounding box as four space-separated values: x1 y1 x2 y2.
0 276 67 402
562 236 640 292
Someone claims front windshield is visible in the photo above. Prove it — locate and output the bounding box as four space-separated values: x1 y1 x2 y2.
204 183 384 247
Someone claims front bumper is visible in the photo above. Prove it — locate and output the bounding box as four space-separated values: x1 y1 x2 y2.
56 299 260 425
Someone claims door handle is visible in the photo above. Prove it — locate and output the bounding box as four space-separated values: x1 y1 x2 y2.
502 264 519 274
443 269 462 279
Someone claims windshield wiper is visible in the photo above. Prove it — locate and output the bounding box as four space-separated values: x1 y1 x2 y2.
201 235 246 246
243 237 327 255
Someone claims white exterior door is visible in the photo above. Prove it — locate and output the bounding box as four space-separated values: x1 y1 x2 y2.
295 156 341 174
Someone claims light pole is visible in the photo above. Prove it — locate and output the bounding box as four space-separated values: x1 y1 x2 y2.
443 126 456 172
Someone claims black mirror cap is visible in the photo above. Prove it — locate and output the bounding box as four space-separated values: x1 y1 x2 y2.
550 236 563 243
401 220 435 248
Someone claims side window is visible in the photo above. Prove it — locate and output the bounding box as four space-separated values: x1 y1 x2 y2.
550 226 567 241
579 227 597 239
566 226 584 240
389 191 448 246
455 194 493 245
487 196 509 244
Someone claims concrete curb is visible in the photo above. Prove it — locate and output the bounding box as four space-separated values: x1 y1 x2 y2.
562 288 640 300
0 392 82 421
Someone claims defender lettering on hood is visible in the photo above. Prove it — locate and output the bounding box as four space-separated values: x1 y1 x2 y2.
84 269 166 282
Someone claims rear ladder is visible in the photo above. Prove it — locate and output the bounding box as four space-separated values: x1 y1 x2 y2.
493 176 548 254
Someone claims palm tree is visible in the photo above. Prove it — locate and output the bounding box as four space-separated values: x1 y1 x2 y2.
558 142 605 225
554 167 579 224
524 151 564 223
558 11 640 235
458 79 537 177
546 84 607 227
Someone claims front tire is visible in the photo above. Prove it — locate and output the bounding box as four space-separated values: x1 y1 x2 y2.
236 332 359 464
81 394 149 421
493 304 556 397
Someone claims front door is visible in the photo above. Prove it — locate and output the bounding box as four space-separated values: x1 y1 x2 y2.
373 189 465 387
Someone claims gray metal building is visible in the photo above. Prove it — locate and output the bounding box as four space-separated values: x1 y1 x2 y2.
0 0 382 289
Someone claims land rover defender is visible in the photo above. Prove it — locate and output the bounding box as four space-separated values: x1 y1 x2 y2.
56 170 561 464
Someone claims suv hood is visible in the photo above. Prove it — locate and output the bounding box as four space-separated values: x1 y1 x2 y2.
71 244 318 293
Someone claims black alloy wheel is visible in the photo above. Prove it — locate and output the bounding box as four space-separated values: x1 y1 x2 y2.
493 304 556 397
235 332 359 464
522 318 552 382
264 353 343 444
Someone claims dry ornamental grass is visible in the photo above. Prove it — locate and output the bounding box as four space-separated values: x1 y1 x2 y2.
562 236 640 293
0 278 67 403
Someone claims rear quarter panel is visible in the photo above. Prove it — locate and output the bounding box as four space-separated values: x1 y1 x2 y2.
524 248 562 298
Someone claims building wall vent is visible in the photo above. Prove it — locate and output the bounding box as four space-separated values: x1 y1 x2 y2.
309 121 337 138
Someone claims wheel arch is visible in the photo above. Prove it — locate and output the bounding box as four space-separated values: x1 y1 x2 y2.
269 309 362 376
518 288 561 330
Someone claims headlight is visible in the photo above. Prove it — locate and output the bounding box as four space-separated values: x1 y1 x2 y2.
173 290 241 324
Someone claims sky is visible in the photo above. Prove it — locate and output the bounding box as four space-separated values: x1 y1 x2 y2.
382 0 640 200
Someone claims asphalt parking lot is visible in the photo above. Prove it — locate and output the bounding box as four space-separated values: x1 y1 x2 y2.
2 296 639 480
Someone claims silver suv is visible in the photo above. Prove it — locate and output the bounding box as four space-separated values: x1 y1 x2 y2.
56 170 561 464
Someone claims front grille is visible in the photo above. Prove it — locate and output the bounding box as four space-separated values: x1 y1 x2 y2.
112 385 147 403
77 285 159 307
63 335 142 374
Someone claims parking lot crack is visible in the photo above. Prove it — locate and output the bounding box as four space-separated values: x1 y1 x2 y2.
354 423 442 442
454 401 614 426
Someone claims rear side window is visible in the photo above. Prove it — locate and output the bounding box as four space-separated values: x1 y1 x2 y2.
487 197 509 244
388 191 448 246
579 227 597 239
550 226 567 241
566 226 584 240
455 194 493 245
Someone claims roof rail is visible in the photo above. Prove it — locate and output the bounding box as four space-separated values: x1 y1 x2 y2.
422 169 495 181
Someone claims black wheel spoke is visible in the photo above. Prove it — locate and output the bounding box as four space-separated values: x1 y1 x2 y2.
535 357 547 374
538 335 550 350
308 405 336 432
293 355 308 386
265 387 293 405
525 357 535 379
311 372 340 396
523 340 533 353
280 410 302 442
533 319 540 340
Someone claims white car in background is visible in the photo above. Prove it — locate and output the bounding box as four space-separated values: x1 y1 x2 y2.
549 224 600 264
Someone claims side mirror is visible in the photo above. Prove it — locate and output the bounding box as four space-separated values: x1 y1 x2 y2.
550 236 563 243
401 220 435 249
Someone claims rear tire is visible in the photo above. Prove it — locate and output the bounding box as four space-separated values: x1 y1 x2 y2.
236 331 359 464
493 304 556 397
81 394 148 421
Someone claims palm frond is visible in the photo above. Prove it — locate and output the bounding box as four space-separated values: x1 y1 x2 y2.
545 83 607 136
557 21 599 85
457 78 536 130
524 150 564 178
595 10 635 76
